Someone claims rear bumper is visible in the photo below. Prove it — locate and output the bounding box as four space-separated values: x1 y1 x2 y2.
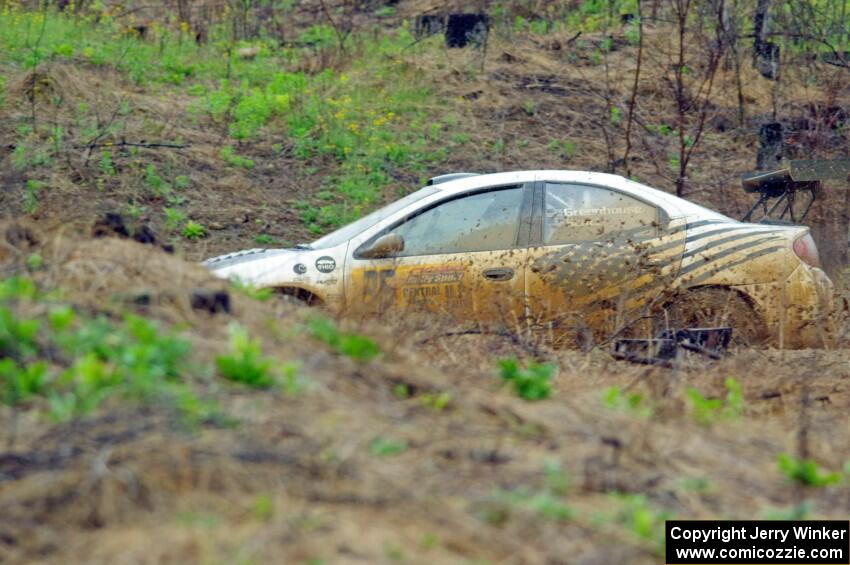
781 264 834 348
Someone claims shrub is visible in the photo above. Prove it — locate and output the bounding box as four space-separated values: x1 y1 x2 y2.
0 306 40 359
0 359 48 407
497 358 556 401
216 324 275 388
182 220 206 240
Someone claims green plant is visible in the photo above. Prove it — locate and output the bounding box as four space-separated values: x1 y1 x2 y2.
543 459 570 495
163 207 186 231
0 276 39 301
216 323 275 389
419 391 452 411
220 145 255 169
686 378 744 424
99 150 116 175
307 316 380 361
252 494 274 521
601 386 652 417
144 164 170 197
174 174 190 189
0 307 40 359
368 436 408 456
26 253 43 271
22 179 46 214
279 362 308 396
182 220 206 240
546 139 576 159
611 493 671 553
0 359 48 407
761 501 812 520
497 358 555 401
254 233 275 245
777 453 840 487
483 461 573 524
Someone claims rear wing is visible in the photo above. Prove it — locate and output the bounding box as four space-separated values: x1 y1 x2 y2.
741 160 850 224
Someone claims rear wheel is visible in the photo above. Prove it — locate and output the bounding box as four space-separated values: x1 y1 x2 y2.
653 287 767 347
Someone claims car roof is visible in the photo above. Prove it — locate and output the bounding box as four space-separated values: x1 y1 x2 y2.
430 170 732 221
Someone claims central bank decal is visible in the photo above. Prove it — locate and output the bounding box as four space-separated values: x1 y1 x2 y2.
403 267 464 303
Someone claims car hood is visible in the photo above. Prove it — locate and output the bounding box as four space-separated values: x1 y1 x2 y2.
202 247 304 285
202 246 346 291
202 248 295 270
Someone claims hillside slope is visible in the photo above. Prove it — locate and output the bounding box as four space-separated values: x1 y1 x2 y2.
2 221 850 564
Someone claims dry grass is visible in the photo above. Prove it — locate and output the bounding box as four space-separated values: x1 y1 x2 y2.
2 224 850 564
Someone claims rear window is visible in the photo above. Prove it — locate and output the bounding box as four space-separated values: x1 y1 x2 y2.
544 182 659 244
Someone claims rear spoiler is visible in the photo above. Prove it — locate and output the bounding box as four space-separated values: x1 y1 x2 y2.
740 160 850 223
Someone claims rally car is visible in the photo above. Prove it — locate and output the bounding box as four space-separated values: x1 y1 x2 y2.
203 171 834 348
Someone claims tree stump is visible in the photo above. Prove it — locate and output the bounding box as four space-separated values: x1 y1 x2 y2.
445 13 489 48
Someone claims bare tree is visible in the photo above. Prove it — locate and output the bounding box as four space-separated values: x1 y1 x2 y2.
667 0 726 196
623 0 644 176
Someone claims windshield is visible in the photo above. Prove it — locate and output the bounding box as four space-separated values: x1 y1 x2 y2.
307 186 440 249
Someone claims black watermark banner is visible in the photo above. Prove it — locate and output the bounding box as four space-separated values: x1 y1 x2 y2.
666 520 850 564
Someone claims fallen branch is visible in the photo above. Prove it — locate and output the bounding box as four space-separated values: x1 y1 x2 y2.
87 140 188 150
418 329 548 359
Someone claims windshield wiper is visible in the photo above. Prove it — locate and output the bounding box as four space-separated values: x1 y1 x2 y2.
293 243 312 250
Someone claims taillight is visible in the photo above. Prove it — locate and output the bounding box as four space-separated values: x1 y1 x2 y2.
793 233 821 268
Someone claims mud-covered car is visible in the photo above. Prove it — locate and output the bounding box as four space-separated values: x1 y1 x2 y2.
204 171 833 348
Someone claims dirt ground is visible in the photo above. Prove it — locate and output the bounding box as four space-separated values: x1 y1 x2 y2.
2 2 850 563
2 224 850 565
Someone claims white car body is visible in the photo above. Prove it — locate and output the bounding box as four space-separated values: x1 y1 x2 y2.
204 170 833 347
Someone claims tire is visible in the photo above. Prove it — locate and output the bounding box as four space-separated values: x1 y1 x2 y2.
653 287 767 347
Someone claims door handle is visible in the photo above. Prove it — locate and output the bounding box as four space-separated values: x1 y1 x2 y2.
483 267 514 281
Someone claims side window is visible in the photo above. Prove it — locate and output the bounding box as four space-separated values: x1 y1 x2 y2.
544 183 659 244
390 186 524 256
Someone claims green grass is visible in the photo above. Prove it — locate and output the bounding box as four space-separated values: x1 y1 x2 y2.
496 358 556 401
306 315 380 361
1 297 215 423
0 7 455 235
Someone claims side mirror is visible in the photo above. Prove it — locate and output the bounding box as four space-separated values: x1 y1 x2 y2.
359 233 404 259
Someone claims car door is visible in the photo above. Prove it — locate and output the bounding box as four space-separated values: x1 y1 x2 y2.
345 184 532 329
525 181 686 345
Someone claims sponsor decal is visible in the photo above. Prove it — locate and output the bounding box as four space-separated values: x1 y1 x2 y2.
402 267 464 304
315 256 336 273
405 267 465 285
293 263 307 274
